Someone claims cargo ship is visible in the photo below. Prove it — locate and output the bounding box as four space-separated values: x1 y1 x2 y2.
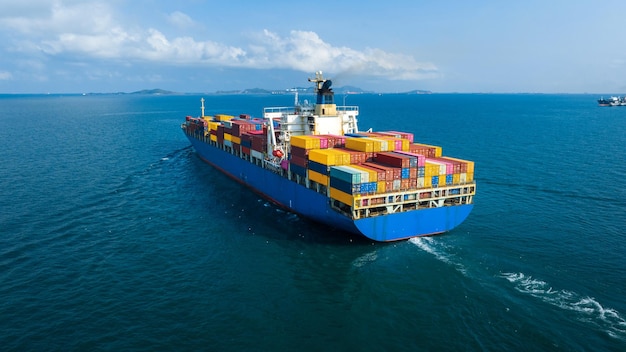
181 72 476 242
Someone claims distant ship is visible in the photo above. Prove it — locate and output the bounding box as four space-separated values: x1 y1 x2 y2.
598 96 626 106
181 72 476 242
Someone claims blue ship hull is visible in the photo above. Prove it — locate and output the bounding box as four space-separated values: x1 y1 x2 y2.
185 133 473 242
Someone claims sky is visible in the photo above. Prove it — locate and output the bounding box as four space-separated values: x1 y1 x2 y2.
1 0 625 94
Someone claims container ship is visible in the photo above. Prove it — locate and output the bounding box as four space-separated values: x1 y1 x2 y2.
181 72 476 242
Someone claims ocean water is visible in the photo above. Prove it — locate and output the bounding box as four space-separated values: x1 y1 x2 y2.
1 92 625 351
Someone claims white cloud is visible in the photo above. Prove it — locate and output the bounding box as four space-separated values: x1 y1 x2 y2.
0 1 113 35
167 11 194 28
0 71 13 80
251 30 438 80
0 1 437 82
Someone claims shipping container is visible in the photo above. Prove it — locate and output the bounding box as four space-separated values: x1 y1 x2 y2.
330 187 354 206
431 157 463 174
308 169 329 186
308 160 330 175
374 152 411 168
350 164 380 182
440 156 475 174
290 155 308 168
338 148 368 164
345 137 376 152
309 149 351 166
251 149 264 160
330 165 362 184
362 162 394 181
410 143 442 158
215 114 235 122
290 146 309 159
381 131 414 143
426 158 452 175
330 177 360 195
290 163 307 177
291 135 321 150
425 160 447 176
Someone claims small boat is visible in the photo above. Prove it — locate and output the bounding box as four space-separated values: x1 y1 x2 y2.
598 96 626 106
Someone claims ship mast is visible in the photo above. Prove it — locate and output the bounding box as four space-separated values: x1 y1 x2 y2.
308 71 337 116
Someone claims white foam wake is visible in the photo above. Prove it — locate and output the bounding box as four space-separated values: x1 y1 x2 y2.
409 237 467 275
352 251 378 268
501 272 626 340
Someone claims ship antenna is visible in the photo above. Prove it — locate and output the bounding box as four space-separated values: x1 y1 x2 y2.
200 98 205 117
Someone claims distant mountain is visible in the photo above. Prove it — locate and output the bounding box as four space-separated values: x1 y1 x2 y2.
116 86 432 96
403 89 432 94
242 88 272 94
130 89 177 95
334 85 374 94
215 88 272 94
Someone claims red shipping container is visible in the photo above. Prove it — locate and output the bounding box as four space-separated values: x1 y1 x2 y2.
290 146 309 159
290 155 308 168
375 152 411 168
356 163 387 181
363 162 395 181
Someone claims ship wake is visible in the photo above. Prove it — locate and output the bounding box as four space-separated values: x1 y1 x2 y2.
409 237 467 276
501 272 626 340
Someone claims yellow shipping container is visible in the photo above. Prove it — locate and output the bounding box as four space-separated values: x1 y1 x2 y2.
210 134 217 142
401 139 410 151
377 180 386 193
215 114 235 121
224 133 232 142
453 173 460 184
438 175 447 187
427 160 447 176
308 169 329 186
330 149 351 165
364 138 384 152
345 137 374 153
330 187 354 206
291 135 321 150
424 162 441 177
308 149 334 165
231 136 241 145
424 176 432 187
209 122 220 131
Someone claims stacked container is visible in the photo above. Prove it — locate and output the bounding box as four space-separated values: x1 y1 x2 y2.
184 116 475 208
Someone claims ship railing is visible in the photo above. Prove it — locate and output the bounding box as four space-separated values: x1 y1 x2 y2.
263 159 284 174
347 183 476 218
264 106 294 118
336 105 359 113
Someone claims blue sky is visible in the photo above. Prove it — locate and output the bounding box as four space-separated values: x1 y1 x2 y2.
1 0 625 94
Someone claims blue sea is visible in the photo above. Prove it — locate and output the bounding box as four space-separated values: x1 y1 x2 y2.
1 92 625 351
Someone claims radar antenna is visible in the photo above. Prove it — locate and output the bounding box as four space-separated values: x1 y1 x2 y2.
308 71 332 92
